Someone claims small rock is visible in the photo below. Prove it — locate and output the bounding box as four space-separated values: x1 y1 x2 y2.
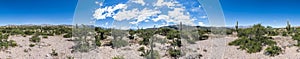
297 48 300 52
203 49 207 52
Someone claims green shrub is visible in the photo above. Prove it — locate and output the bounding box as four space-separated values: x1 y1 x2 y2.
24 30 35 35
128 29 135 39
95 40 101 47
292 33 300 41
226 29 234 35
42 35 48 38
67 56 74 59
29 44 35 47
268 31 279 36
166 30 180 39
197 30 209 40
112 39 128 48
0 37 18 49
30 35 41 42
264 46 282 56
156 28 172 36
282 31 288 36
112 56 124 59
50 49 58 56
171 39 182 47
138 47 150 56
292 33 300 47
229 24 278 53
168 48 181 58
156 28 180 39
24 49 29 52
138 47 145 52
9 40 17 47
63 33 72 38
139 38 150 45
186 39 196 44
1 34 9 39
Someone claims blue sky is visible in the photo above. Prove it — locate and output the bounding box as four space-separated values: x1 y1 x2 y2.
0 0 77 25
220 0 300 27
93 0 208 29
0 0 300 28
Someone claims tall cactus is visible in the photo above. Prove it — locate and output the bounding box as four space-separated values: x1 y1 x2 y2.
235 21 239 31
286 20 291 31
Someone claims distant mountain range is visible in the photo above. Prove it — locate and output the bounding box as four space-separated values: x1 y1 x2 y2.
1 24 292 30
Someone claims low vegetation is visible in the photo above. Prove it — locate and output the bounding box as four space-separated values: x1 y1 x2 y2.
264 46 282 56
229 24 280 55
229 21 300 57
112 56 124 59
168 48 181 58
0 33 17 49
29 44 35 47
50 49 58 56
30 35 41 43
1 22 299 58
292 31 300 47
111 39 128 48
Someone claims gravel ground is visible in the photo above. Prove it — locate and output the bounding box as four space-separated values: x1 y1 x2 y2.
1 35 300 59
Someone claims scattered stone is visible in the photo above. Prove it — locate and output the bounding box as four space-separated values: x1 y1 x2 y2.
203 49 207 52
297 48 300 52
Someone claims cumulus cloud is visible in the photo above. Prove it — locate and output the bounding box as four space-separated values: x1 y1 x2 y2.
152 15 169 22
198 22 205 26
167 8 195 25
95 1 99 4
94 0 201 26
144 20 149 22
155 0 177 7
113 9 139 21
131 0 145 6
93 4 127 20
105 22 108 25
114 8 161 24
200 16 208 18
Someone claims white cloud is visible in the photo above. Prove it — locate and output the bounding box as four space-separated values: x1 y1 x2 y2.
113 9 139 21
200 16 208 18
152 0 196 26
105 22 108 25
198 22 205 26
135 8 161 23
129 22 138 24
95 1 99 4
93 8 107 19
93 4 127 20
94 0 198 26
151 8 196 26
114 8 161 24
167 8 195 25
155 0 177 7
95 1 103 6
131 0 145 6
191 7 201 12
145 20 149 22
152 15 169 22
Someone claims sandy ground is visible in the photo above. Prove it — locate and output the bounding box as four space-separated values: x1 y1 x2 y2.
0 35 74 59
1 35 300 59
184 35 300 59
